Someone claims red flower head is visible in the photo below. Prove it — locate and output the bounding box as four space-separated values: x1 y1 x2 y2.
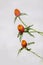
17 24 24 33
21 40 27 48
14 9 20 17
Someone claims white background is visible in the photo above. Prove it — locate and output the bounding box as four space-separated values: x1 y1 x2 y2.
0 0 43 65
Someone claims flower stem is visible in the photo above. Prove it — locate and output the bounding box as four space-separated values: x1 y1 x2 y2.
18 17 27 27
30 50 43 59
30 28 43 36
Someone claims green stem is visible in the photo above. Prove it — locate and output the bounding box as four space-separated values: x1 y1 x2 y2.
30 28 43 36
18 17 27 27
19 34 23 42
30 28 39 32
30 50 43 59
26 48 43 59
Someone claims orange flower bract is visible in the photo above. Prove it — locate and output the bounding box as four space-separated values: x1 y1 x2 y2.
17 24 24 33
14 9 20 17
21 40 27 48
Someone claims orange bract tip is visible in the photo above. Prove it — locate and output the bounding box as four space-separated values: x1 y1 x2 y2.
17 24 24 33
14 9 20 16
21 40 27 48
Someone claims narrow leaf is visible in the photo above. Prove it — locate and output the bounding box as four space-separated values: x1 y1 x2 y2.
25 25 33 30
24 25 33 32
21 13 27 15
18 48 24 55
30 31 37 33
14 16 17 23
27 31 35 37
28 42 35 45
26 47 31 51
28 25 33 28
17 32 20 37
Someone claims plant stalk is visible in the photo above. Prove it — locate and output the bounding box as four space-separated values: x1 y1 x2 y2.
18 17 27 27
30 50 43 59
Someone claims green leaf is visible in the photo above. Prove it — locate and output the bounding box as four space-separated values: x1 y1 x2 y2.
27 31 35 37
25 25 33 29
24 25 33 32
28 42 35 45
30 28 38 32
26 47 31 51
30 31 36 33
20 13 28 16
28 25 33 28
14 16 17 23
18 48 24 55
